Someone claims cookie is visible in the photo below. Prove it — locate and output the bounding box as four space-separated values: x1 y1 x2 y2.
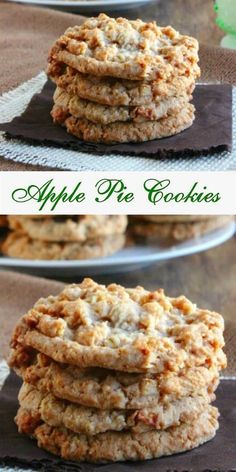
53 66 196 107
21 353 221 410
48 14 199 81
2 233 125 260
130 216 233 242
15 405 218 462
50 87 71 124
7 215 127 243
130 215 214 223
9 278 225 374
64 103 195 143
53 87 191 125
18 382 213 435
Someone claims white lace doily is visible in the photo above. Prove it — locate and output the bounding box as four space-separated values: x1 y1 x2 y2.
0 73 235 171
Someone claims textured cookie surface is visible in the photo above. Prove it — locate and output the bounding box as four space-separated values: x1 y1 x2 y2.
22 353 221 410
18 381 213 435
130 216 233 241
15 405 218 462
48 14 199 81
7 215 127 243
2 233 125 260
64 103 195 144
53 86 191 125
54 67 196 107
9 278 226 374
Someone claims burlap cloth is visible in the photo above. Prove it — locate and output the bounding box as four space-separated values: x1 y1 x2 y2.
0 1 236 170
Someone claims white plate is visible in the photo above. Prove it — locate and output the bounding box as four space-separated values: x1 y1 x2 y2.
0 222 235 277
7 0 152 12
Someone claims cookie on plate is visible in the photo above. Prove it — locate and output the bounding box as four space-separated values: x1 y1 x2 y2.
129 216 233 241
7 215 127 243
2 233 125 260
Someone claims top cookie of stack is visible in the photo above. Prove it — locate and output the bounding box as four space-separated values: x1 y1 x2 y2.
48 14 200 144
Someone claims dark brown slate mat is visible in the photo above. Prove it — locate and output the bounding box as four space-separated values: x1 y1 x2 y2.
0 82 232 160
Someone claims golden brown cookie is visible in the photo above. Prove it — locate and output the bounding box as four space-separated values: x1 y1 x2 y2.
130 216 233 242
15 405 218 462
53 86 191 125
48 14 200 81
18 381 213 435
21 353 221 410
9 278 226 374
7 215 127 243
2 233 125 260
63 103 194 144
53 66 196 107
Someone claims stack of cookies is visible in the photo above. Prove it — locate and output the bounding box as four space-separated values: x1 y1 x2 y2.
9 278 226 463
47 14 200 144
2 215 127 260
129 215 233 242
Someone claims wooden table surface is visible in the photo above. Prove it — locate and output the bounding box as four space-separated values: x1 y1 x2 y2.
110 0 223 47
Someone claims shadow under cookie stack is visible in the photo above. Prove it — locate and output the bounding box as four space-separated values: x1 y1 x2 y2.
48 14 200 144
9 279 226 462
2 215 127 260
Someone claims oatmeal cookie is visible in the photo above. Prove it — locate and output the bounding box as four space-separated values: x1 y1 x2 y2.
64 103 195 143
15 405 218 462
53 66 196 107
9 278 226 374
47 14 199 81
18 382 213 435
130 216 233 242
21 353 221 410
7 215 127 243
53 87 191 125
51 87 71 124
2 233 125 260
